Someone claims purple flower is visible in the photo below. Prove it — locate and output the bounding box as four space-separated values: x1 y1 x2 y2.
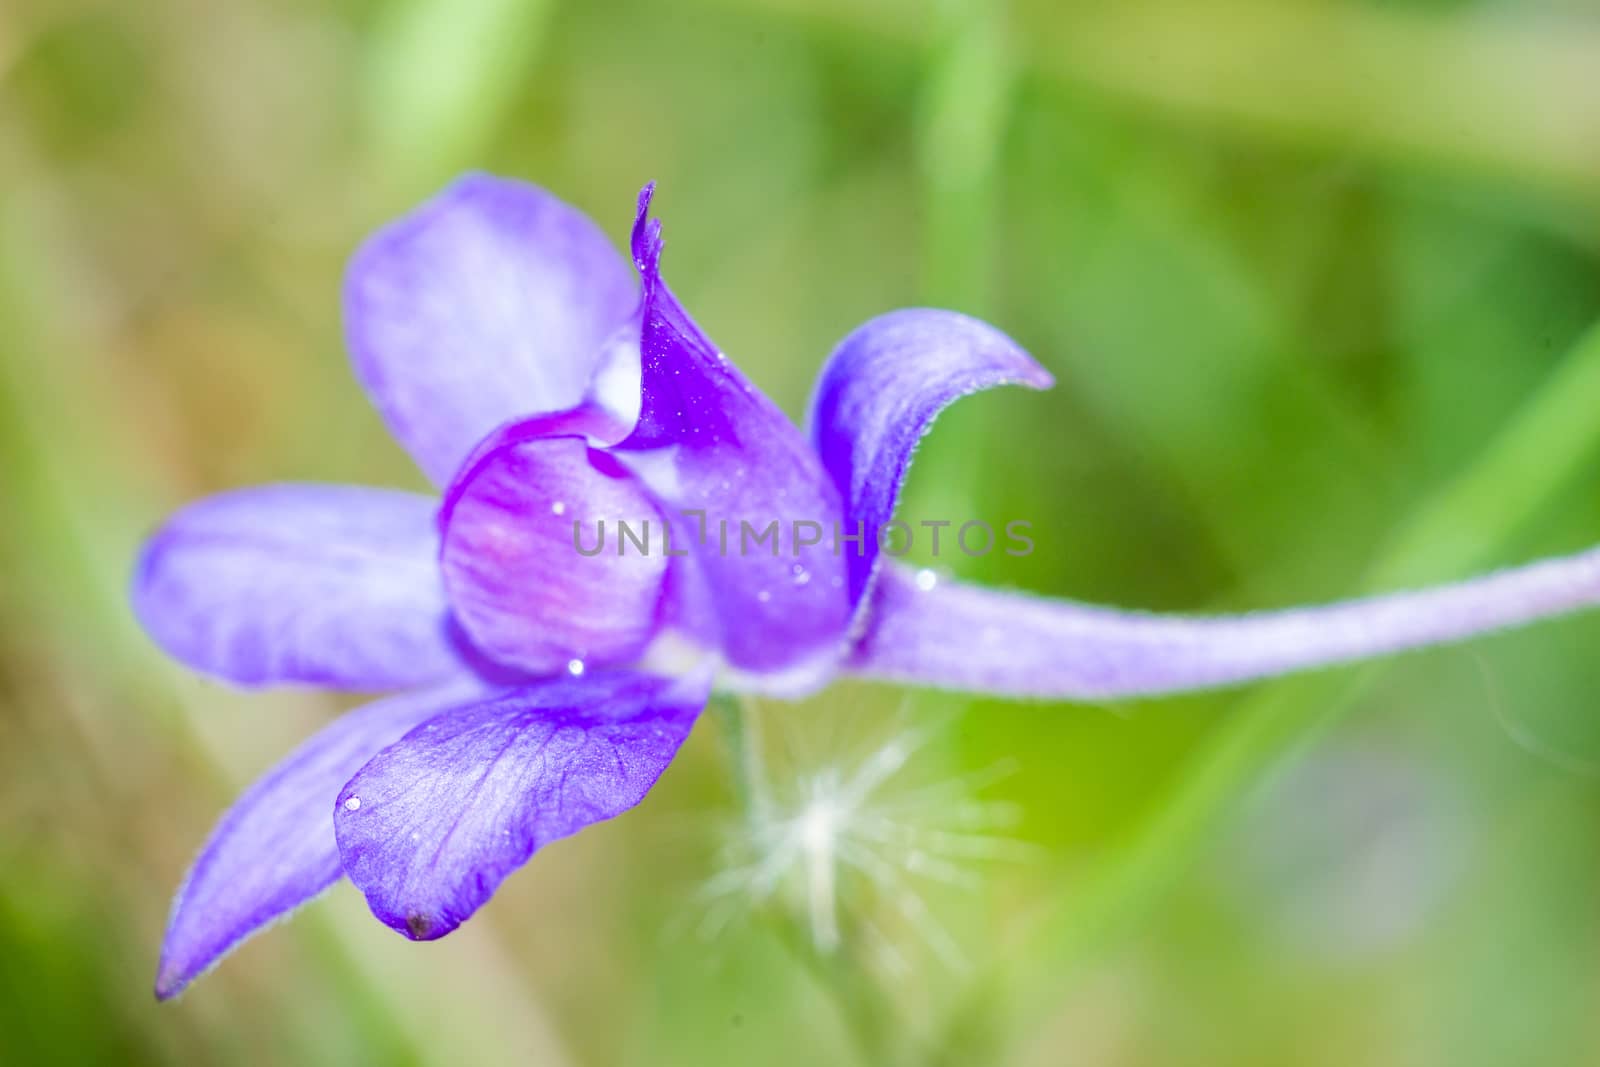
134 175 1600 998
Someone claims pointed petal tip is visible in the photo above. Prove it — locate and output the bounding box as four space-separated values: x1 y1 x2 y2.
1018 355 1055 391
153 969 185 1002
400 910 450 941
152 936 216 1001
366 902 463 941
630 183 662 275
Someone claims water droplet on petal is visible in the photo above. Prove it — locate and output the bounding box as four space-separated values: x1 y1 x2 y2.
343 796 361 812
757 590 772 603
791 563 811 586
567 658 586 677
550 501 566 516
915 569 938 592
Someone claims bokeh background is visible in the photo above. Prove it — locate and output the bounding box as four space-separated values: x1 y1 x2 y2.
6 0 1600 1063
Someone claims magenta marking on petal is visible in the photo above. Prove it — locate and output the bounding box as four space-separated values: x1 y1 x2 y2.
440 417 670 675
437 406 625 532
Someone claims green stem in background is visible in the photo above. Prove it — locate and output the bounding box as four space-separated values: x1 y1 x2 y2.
362 0 555 202
913 0 1014 313
1370 318 1600 587
1018 1 1600 200
909 0 1015 538
939 317 1600 1061
773 919 900 1067
720 0 1600 199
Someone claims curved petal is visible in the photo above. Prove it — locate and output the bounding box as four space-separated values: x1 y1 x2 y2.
333 669 709 940
345 174 639 486
613 186 851 683
806 308 1052 608
132 485 469 690
156 682 489 999
439 414 670 676
849 553 1600 700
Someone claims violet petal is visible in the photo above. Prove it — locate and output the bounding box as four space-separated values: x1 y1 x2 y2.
345 174 639 486
614 186 851 682
807 308 1052 608
439 414 670 675
850 554 1600 699
156 682 488 999
333 669 709 940
132 485 469 690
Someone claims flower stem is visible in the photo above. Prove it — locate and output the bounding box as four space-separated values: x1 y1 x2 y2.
914 0 1013 314
709 692 911 1064
708 692 770 825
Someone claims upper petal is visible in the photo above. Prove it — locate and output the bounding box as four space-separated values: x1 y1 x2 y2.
132 485 470 690
345 174 639 486
807 308 1052 610
156 681 489 999
333 669 709 940
612 186 852 684
439 413 671 676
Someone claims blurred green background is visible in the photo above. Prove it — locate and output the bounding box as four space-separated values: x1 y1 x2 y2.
6 0 1600 1063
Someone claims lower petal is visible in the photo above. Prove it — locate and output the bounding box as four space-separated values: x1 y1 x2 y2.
156 682 489 999
334 669 709 940
849 554 1600 700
